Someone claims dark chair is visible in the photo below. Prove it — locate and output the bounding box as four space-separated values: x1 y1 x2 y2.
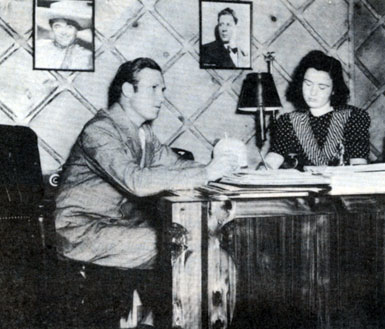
0 125 45 328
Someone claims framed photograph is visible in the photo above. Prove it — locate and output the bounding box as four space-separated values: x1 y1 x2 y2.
200 0 252 70
33 0 95 71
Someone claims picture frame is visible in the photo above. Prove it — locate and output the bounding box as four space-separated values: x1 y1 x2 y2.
200 0 252 70
33 0 95 72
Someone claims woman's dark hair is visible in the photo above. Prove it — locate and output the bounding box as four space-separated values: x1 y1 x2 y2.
108 58 162 107
286 50 349 111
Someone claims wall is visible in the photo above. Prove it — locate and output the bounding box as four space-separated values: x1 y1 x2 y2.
0 0 380 175
353 0 385 161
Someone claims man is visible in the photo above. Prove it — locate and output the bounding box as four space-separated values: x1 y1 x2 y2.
201 7 250 69
35 1 92 70
54 58 238 327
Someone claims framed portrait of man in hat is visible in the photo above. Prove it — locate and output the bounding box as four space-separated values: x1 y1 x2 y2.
33 0 94 71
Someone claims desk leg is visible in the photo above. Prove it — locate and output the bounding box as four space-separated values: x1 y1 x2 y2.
205 200 237 329
163 201 203 329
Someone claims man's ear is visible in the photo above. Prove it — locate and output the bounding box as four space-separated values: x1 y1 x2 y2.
121 82 134 99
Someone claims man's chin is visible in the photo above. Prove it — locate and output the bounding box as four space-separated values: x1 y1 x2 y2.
56 40 74 48
148 110 160 121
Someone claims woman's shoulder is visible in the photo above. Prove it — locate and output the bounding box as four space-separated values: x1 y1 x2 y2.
275 112 292 125
278 110 305 120
335 105 370 120
334 105 370 130
335 104 366 114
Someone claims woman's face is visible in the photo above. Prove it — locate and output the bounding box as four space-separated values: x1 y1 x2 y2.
302 68 333 110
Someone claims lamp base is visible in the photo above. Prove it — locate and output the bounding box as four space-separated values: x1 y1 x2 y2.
255 109 278 149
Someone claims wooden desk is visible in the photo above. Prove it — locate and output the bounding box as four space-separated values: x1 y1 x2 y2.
159 191 385 329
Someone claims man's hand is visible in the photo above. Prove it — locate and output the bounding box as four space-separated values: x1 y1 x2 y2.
206 152 239 182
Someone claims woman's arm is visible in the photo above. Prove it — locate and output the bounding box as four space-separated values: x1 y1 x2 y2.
349 158 367 165
345 108 371 164
258 152 284 170
258 113 292 170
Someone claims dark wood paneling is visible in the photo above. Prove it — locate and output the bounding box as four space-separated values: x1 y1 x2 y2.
226 211 385 329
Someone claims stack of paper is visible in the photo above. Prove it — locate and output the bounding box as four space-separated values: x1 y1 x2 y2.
304 163 385 174
220 169 330 187
196 169 331 199
304 164 385 195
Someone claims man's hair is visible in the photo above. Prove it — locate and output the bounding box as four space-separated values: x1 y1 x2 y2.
108 58 162 108
49 18 82 31
217 7 238 24
286 50 350 111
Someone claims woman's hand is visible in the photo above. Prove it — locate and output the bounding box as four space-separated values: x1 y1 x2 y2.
256 152 284 170
349 158 367 165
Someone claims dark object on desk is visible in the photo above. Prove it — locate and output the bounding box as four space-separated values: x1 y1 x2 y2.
171 147 194 161
281 153 300 170
0 125 45 328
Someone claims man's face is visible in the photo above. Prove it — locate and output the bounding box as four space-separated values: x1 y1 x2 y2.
129 68 166 122
52 19 78 48
302 68 333 110
218 14 236 44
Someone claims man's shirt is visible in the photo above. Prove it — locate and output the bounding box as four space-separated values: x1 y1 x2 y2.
54 104 207 267
35 39 92 70
200 39 250 68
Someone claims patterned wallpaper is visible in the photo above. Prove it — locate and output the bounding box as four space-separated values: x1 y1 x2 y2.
0 0 383 174
353 0 385 161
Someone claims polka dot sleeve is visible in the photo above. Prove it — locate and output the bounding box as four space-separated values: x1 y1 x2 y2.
270 113 296 157
344 108 370 160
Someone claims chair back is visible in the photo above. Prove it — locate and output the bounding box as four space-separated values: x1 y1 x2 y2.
0 125 44 212
0 125 45 327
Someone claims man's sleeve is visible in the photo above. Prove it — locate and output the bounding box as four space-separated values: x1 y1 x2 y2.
80 121 208 197
149 128 206 169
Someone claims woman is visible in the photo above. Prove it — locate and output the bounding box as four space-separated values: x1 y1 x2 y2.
263 50 370 170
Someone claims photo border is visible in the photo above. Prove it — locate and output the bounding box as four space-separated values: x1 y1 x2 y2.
199 0 253 70
32 0 95 72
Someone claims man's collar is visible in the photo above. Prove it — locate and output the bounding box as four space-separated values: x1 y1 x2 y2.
106 102 150 133
53 40 77 50
227 46 238 54
104 103 135 130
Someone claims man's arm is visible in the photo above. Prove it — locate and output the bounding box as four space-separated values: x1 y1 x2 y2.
149 126 204 169
80 121 208 197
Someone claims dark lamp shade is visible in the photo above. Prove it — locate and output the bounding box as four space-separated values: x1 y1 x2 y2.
238 73 282 112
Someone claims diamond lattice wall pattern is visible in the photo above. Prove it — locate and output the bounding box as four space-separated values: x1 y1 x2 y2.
0 0 383 174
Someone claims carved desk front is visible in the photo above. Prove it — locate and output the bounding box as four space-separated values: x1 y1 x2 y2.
159 192 385 329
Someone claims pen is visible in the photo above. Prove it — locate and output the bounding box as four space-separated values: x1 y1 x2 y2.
257 148 269 170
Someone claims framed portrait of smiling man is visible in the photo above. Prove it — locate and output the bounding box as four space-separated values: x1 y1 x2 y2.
200 0 252 70
33 0 94 71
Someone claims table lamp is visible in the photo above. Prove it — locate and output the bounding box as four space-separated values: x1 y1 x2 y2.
238 54 281 148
